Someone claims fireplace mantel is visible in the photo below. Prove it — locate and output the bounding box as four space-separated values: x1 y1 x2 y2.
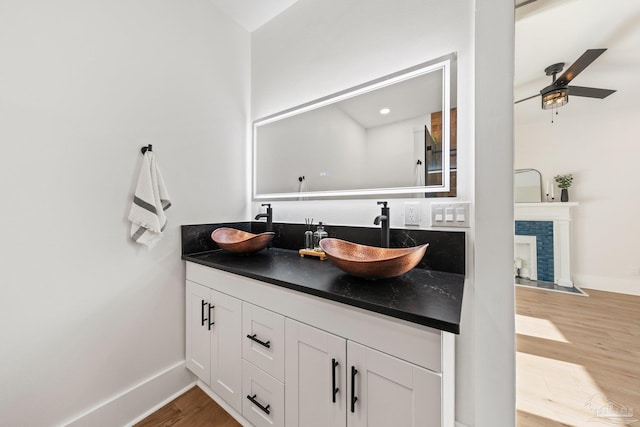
515 202 578 221
515 202 579 287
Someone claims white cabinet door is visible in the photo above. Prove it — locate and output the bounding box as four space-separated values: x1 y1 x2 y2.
347 341 442 427
285 319 347 427
185 280 212 385
242 302 285 382
210 289 243 413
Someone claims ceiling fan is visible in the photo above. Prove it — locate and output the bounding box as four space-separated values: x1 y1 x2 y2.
515 48 616 110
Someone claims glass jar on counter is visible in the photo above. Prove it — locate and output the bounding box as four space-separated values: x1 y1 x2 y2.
313 222 328 251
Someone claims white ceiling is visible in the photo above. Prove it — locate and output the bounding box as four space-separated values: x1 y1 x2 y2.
208 0 300 32
515 0 640 115
336 70 444 129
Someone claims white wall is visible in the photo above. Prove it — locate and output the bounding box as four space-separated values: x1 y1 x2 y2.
0 1 249 425
257 108 429 194
515 85 640 295
473 0 516 425
256 105 366 194
363 116 428 188
251 1 516 426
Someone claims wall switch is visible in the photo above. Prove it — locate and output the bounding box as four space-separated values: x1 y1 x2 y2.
445 208 454 222
404 202 421 226
431 202 470 228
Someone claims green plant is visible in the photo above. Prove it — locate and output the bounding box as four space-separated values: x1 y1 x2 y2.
554 174 573 189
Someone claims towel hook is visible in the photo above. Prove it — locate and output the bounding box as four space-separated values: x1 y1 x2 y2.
141 144 153 155
298 176 305 182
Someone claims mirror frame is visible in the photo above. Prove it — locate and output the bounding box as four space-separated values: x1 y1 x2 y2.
514 168 543 203
252 53 455 200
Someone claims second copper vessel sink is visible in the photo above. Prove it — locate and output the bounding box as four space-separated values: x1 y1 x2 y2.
211 227 275 254
319 238 428 279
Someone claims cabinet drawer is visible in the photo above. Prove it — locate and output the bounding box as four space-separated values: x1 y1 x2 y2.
242 360 285 427
243 302 285 382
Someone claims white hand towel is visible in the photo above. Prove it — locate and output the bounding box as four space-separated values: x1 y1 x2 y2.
414 162 424 186
297 177 307 201
128 151 171 248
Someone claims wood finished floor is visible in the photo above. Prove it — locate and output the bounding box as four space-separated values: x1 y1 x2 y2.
134 386 241 427
516 286 640 427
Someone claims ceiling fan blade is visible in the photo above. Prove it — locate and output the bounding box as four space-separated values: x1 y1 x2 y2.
553 49 607 86
514 94 539 104
515 0 538 9
568 86 616 99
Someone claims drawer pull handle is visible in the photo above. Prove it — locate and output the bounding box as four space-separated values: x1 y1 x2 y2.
351 366 358 413
246 394 271 415
208 304 215 330
332 358 339 403
247 334 271 349
201 300 208 326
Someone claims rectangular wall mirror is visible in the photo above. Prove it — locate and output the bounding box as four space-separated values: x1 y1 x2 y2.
253 53 457 200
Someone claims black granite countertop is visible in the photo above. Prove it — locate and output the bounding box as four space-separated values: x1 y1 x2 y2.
183 248 464 334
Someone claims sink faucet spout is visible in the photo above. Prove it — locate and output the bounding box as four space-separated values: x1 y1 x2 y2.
255 203 273 232
373 215 387 225
374 201 390 248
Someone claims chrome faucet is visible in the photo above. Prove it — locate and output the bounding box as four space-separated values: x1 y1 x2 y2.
254 203 273 232
373 201 390 248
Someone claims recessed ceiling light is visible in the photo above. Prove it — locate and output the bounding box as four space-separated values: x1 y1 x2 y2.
379 108 391 115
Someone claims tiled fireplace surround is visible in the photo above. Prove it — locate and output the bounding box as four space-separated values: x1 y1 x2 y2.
515 202 578 287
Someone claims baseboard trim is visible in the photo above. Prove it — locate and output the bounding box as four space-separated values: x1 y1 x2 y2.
574 274 640 296
63 361 196 427
197 380 252 427
125 380 196 426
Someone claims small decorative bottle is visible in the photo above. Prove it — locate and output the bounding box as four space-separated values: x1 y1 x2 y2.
313 222 328 251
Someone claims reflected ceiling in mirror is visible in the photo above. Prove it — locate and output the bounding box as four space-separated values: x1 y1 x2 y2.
253 53 456 200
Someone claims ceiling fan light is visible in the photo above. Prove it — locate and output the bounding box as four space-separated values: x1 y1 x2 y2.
542 88 568 110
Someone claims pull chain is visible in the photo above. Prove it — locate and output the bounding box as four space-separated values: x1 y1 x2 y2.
551 106 559 124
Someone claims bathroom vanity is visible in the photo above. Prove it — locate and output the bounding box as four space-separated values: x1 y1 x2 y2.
182 223 465 427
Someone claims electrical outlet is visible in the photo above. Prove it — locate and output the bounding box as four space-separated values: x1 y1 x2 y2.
404 202 421 226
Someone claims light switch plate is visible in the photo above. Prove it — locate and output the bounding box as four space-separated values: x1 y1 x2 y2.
431 202 470 228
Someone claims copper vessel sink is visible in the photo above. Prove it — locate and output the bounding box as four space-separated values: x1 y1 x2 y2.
211 227 275 254
319 238 428 279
